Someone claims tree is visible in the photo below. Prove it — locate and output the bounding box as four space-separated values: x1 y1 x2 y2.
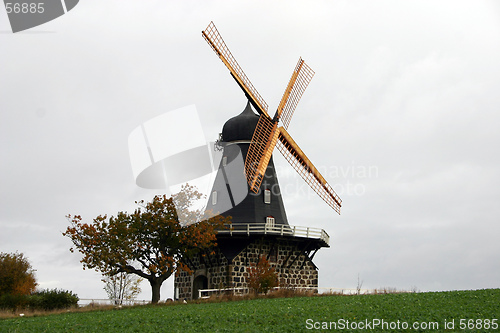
63 185 230 303
0 252 37 297
102 272 143 305
247 255 278 294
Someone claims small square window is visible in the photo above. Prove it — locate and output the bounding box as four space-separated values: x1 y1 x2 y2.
266 216 275 228
264 189 271 204
212 191 217 205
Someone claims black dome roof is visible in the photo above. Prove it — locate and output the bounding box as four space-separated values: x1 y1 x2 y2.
222 101 259 142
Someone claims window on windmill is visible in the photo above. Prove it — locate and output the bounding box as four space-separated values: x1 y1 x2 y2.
269 246 277 262
264 189 271 204
222 156 227 167
266 216 275 228
212 191 217 205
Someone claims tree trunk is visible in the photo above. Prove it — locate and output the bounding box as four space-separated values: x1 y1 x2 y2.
149 278 162 304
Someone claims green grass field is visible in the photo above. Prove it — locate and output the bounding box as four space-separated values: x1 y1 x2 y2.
1 289 499 332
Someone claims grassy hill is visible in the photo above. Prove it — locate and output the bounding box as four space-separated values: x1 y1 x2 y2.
1 289 499 332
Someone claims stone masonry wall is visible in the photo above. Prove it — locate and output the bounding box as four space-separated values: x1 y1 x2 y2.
174 237 319 300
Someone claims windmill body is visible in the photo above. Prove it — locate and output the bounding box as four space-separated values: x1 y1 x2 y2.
205 102 289 227
174 22 341 300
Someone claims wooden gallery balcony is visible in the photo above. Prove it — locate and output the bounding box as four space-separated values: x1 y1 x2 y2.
216 223 330 247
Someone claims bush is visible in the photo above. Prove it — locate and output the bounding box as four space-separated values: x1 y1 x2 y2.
33 289 79 310
247 256 278 295
0 293 29 311
0 289 78 312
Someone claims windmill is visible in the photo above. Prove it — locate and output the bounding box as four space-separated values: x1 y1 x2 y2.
202 21 341 215
174 22 342 300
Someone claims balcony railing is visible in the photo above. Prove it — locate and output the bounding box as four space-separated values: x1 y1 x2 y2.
217 223 329 245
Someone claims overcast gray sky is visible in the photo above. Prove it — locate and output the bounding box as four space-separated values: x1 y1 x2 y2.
1 0 499 301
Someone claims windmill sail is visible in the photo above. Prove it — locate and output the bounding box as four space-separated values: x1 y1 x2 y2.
277 127 342 214
244 115 279 193
202 22 269 117
275 58 315 129
245 58 315 193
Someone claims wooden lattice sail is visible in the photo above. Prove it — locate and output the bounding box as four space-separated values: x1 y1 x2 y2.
277 127 342 213
244 116 279 193
276 58 315 130
202 21 269 117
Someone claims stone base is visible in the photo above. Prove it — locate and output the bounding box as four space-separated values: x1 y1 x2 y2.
174 236 321 300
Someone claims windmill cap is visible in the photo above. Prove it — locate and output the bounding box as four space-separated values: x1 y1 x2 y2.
222 101 259 142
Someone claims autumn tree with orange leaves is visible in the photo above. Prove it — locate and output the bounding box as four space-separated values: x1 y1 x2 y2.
247 255 278 295
0 252 37 297
63 185 229 303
